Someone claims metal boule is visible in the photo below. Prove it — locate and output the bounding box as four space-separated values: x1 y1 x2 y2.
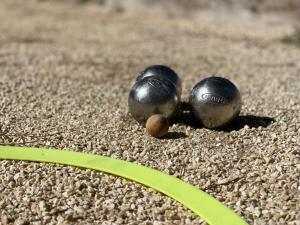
128 76 180 123
189 76 242 128
136 65 182 95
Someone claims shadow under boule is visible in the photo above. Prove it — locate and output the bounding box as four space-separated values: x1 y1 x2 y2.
219 115 275 132
171 102 275 131
163 132 188 140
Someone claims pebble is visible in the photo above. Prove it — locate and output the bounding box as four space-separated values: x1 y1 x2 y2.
146 114 169 138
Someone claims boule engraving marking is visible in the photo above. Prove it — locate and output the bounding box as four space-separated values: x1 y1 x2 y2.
201 93 227 104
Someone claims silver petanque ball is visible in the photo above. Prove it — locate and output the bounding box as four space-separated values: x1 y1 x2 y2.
128 76 180 123
136 65 182 95
189 76 241 128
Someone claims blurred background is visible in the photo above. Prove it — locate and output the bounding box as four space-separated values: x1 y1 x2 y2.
61 0 300 27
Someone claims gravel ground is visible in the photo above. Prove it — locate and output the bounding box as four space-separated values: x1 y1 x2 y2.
0 0 299 224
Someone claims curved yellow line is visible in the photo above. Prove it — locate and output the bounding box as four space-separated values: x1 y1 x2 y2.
0 146 248 225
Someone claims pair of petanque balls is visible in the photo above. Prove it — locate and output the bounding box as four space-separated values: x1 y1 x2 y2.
128 65 242 137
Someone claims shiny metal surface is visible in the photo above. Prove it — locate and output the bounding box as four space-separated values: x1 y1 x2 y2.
136 65 182 95
128 76 180 122
189 76 241 128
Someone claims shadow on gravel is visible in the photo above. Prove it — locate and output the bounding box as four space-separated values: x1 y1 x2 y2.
127 102 275 135
163 132 188 140
176 113 275 132
171 102 203 128
172 102 275 132
218 115 275 132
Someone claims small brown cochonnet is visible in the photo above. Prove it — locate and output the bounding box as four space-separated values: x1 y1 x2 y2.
146 114 169 138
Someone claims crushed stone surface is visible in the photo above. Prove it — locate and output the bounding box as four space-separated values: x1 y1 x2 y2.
0 0 299 224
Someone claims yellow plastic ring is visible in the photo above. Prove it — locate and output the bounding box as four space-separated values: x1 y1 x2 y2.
0 146 248 225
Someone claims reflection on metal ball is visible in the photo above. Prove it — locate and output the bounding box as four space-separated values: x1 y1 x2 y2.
128 76 180 123
189 76 241 128
136 65 182 95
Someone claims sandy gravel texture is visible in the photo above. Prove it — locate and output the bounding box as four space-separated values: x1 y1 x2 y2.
0 0 299 224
